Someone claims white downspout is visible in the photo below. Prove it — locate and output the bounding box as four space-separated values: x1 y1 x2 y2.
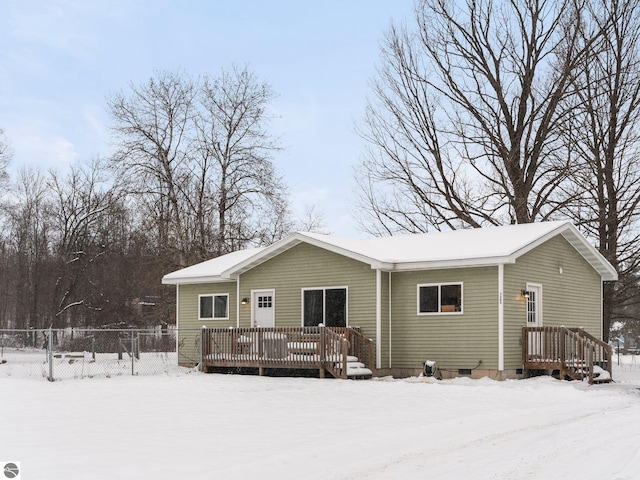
175 284 180 356
376 269 382 370
389 272 392 369
600 281 604 340
498 264 504 372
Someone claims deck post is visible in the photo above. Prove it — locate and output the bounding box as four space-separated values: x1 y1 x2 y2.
559 327 566 379
259 366 264 376
521 327 527 367
199 326 205 372
320 325 326 372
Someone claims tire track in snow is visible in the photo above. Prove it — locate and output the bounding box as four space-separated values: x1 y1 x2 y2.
334 402 638 480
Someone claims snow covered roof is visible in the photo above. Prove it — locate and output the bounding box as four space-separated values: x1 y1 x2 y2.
162 247 265 284
162 221 618 284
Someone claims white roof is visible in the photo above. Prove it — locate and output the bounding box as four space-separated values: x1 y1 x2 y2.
162 221 618 284
162 247 265 284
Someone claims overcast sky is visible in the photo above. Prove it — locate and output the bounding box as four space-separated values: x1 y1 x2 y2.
0 0 415 237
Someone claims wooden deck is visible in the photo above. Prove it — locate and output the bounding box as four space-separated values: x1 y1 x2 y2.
523 326 612 384
200 326 374 379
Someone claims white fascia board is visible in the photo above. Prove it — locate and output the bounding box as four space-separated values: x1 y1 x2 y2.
222 236 303 278
223 232 385 277
297 234 384 269
559 229 618 281
371 261 394 271
162 275 233 285
507 222 617 281
389 256 514 272
507 222 571 261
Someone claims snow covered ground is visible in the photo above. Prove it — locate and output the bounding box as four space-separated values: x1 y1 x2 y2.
2 356 640 480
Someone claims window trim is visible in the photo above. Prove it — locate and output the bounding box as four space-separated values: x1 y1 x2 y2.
417 282 463 315
198 293 230 321
300 286 349 327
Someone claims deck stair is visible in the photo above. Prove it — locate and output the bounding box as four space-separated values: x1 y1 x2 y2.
323 328 373 380
342 357 373 378
523 326 613 384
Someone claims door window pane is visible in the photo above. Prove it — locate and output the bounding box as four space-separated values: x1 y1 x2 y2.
527 291 537 324
325 288 346 327
258 296 272 308
303 288 347 327
304 290 323 326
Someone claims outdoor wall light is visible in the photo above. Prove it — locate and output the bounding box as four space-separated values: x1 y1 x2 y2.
521 290 530 299
241 297 250 305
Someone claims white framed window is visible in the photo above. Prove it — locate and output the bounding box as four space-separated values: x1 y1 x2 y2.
199 293 229 320
302 287 347 327
417 283 463 315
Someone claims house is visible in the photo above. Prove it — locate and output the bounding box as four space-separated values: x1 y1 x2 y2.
162 221 617 380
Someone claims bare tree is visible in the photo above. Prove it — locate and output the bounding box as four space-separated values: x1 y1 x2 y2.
6 168 53 330
109 67 291 265
108 71 196 259
195 66 287 255
296 205 329 234
48 159 118 323
0 129 11 188
561 0 640 341
355 0 606 234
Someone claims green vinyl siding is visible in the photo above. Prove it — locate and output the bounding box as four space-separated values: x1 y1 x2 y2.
503 235 602 369
177 282 237 365
390 267 498 370
239 242 383 361
170 231 605 373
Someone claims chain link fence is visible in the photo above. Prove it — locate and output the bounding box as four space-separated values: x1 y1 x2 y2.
0 328 202 381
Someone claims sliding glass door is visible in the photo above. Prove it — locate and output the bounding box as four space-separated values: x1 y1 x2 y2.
303 287 347 327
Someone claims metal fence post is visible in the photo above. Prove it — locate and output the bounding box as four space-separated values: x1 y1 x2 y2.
48 328 54 382
131 331 135 376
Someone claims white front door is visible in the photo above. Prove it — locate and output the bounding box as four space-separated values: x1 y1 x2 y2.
526 284 542 328
253 290 275 327
526 284 543 355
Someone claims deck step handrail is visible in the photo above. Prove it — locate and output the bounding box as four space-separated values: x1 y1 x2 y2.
345 328 374 372
323 327 350 379
523 326 612 384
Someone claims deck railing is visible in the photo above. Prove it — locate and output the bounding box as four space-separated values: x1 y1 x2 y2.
201 326 373 378
346 328 375 371
522 326 612 384
323 328 350 379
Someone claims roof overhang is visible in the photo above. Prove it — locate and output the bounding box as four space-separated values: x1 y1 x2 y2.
388 255 516 272
222 232 390 278
162 221 618 285
507 222 618 281
162 275 235 285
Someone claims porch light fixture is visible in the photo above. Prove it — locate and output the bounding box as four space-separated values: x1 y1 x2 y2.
241 297 250 305
521 290 530 299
